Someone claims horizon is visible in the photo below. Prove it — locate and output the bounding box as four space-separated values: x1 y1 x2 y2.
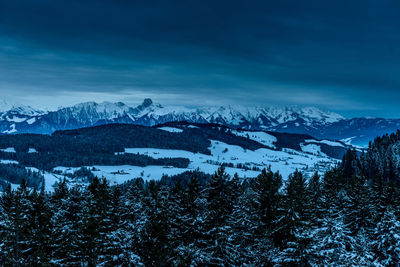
2 97 399 120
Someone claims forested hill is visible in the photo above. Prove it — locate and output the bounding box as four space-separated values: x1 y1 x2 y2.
0 125 399 265
1 161 400 265
0 122 351 161
0 123 353 191
356 130 400 183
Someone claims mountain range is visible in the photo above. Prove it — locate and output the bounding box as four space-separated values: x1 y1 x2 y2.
0 98 399 146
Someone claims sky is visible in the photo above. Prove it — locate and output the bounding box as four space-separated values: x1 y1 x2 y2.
0 0 399 118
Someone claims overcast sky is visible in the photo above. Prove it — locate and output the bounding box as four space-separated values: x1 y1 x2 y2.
0 0 399 117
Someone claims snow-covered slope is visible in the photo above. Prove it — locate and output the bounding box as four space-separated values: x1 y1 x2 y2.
0 121 351 191
0 98 345 134
52 139 339 190
0 98 397 146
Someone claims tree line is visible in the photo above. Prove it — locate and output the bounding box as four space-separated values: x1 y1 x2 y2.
1 162 399 266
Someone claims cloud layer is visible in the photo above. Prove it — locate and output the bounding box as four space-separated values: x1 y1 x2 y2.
0 0 399 117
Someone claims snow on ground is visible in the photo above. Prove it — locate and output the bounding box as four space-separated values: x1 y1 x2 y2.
6 116 26 123
28 148 38 153
231 130 277 148
300 143 327 157
340 137 367 150
43 172 64 192
0 179 21 190
2 137 340 190
0 147 16 153
3 124 17 134
26 167 65 192
54 164 261 185
49 139 340 188
158 127 184 133
0 159 19 164
305 139 344 147
54 139 338 187
26 117 36 124
118 140 338 179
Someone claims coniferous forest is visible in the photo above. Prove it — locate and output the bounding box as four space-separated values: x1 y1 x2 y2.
2 0 400 265
1 144 400 266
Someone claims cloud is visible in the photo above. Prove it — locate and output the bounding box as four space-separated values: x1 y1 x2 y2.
0 0 399 117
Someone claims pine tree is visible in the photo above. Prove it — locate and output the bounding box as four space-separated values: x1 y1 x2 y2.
139 186 171 266
343 175 373 236
80 177 113 266
13 179 34 265
202 167 238 265
250 167 282 264
251 167 282 236
28 189 53 265
64 185 87 265
50 179 74 265
0 184 16 264
372 207 400 265
175 175 207 266
308 172 322 226
118 179 146 265
168 181 190 265
308 213 356 266
274 170 312 265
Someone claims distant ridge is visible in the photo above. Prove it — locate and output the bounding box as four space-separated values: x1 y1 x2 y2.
0 98 398 146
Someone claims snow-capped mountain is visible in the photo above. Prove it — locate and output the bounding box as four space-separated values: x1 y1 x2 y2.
0 101 45 134
130 99 345 130
0 98 398 146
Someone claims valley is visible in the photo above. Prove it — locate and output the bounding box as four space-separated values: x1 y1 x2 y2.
0 122 347 191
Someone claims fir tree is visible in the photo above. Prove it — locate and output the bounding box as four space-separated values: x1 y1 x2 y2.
252 167 282 236
372 207 400 265
28 189 53 265
274 170 312 265
139 186 171 266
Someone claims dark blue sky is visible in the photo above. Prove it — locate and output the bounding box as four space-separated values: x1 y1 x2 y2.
0 0 399 117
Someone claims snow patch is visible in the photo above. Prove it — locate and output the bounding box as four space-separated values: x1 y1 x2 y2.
122 140 338 179
0 159 18 164
300 143 327 157
305 139 345 147
26 117 36 124
3 124 17 134
28 148 38 153
157 127 183 133
232 130 277 148
0 147 16 153
6 116 26 123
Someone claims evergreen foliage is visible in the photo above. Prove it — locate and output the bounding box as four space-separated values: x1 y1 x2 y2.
1 127 400 265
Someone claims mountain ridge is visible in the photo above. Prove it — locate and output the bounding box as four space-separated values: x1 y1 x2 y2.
0 99 398 146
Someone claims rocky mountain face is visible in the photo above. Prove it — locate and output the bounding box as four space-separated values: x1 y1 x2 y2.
0 98 398 146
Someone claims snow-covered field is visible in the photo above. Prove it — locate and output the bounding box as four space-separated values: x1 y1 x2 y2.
123 140 337 176
51 140 338 191
0 147 16 153
1 139 339 192
157 127 184 133
304 139 344 147
231 130 277 148
300 143 327 157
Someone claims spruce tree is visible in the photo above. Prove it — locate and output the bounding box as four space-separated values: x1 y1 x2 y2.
0 184 16 265
139 186 171 266
28 189 53 265
13 179 34 265
274 170 311 265
203 167 237 265
372 207 400 265
251 167 282 236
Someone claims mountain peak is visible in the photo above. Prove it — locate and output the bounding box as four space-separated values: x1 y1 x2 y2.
142 98 153 108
